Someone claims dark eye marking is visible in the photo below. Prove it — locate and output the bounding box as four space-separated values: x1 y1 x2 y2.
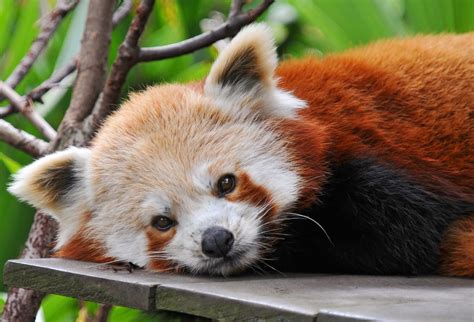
216 174 237 197
151 215 175 231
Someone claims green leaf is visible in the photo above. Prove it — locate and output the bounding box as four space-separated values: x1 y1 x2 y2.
0 152 21 173
41 294 79 322
0 292 6 314
0 0 39 80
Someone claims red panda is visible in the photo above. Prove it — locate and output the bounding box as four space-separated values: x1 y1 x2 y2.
8 24 474 276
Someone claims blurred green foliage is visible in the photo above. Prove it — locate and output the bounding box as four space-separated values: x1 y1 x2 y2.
0 0 472 320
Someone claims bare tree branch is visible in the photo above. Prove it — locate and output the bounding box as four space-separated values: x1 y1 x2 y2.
0 1 132 121
51 0 116 150
0 106 15 118
87 0 155 133
60 0 116 124
86 0 272 134
1 0 79 98
138 0 274 62
27 0 133 105
0 82 56 141
0 119 49 157
2 212 57 321
229 0 245 20
28 58 78 103
112 0 133 26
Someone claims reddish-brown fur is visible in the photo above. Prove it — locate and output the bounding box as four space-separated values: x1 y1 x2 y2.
276 34 474 276
146 228 176 271
228 172 277 218
440 215 474 276
54 213 114 263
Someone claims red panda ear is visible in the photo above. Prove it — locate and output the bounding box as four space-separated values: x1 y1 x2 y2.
8 147 92 226
204 23 306 119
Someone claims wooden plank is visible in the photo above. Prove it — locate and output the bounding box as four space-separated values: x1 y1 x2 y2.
3 259 474 321
4 258 158 310
154 274 474 321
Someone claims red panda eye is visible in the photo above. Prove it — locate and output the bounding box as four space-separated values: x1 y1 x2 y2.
151 216 175 231
217 174 236 197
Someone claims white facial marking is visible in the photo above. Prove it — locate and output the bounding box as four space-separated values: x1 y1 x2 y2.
105 230 149 267
163 196 262 275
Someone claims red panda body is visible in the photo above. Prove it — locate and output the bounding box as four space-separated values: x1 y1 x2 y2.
274 34 474 275
9 26 474 276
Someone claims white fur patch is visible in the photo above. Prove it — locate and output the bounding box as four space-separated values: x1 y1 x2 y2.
8 147 93 248
204 23 307 120
104 229 149 267
163 197 263 275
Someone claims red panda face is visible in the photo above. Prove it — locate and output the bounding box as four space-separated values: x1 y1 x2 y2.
8 24 314 275
86 85 302 275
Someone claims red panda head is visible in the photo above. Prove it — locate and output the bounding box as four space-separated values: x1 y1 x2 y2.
9 24 328 275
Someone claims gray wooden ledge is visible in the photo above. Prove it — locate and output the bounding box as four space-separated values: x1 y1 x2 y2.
3 258 474 321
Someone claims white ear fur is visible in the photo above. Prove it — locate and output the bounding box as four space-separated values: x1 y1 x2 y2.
204 23 306 119
8 146 92 226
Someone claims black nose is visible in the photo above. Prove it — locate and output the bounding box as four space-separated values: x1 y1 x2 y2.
201 226 235 258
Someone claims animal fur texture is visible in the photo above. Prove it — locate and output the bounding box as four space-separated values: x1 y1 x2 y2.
9 24 474 276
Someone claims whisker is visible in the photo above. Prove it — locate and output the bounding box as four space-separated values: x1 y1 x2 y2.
259 260 286 277
86 259 125 269
284 212 334 246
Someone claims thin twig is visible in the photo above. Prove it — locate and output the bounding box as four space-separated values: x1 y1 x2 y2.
0 106 14 118
28 0 133 104
229 0 245 19
0 82 56 140
28 58 78 103
138 0 274 62
1 0 79 98
0 119 49 157
86 0 155 133
112 0 133 26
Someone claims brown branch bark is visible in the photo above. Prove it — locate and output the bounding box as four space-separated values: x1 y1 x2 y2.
2 212 57 322
86 0 273 135
28 58 78 104
28 0 133 105
0 106 15 118
138 0 274 62
0 120 48 157
229 0 245 20
27 0 133 105
0 0 79 100
86 0 155 133
111 0 133 26
0 1 132 120
51 0 116 150
0 82 56 141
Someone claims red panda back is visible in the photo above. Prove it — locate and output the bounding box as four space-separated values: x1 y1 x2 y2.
277 33 474 202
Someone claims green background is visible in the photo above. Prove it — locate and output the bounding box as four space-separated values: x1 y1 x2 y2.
1 0 473 320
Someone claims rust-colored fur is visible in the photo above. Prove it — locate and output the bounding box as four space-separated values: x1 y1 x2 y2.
277 34 474 275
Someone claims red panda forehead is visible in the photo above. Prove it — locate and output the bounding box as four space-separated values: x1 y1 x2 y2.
96 84 233 138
